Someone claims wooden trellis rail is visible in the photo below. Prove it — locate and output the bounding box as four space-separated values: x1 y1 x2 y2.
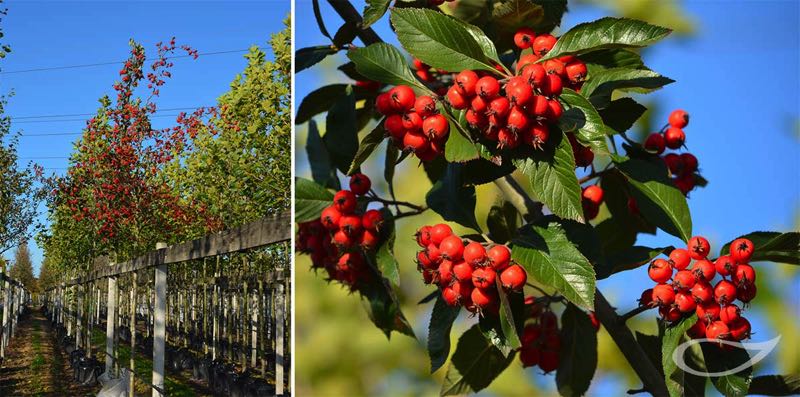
0 272 31 362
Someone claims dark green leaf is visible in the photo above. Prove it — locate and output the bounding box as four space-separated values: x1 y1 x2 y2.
423 154 447 183
557 304 598 397
461 158 515 186
391 8 497 73
599 97 647 134
426 163 482 232
362 0 391 28
445 112 480 162
312 0 331 39
511 222 596 310
720 231 800 265
347 122 386 175
513 131 584 222
598 245 673 279
347 43 426 90
749 375 800 396
338 62 369 81
324 85 359 174
305 120 339 189
294 177 334 223
485 0 567 53
582 68 674 107
333 21 360 48
296 45 337 73
701 343 753 397
635 331 663 374
541 17 671 61
662 317 698 397
296 84 372 124
384 142 399 186
375 208 399 285
558 88 609 154
496 277 523 350
615 159 692 242
428 295 462 373
487 202 519 244
581 48 645 75
441 325 516 396
360 263 416 338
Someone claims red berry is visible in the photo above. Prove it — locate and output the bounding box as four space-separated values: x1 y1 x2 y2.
338 214 362 236
524 123 549 149
660 305 682 322
426 244 442 264
589 311 600 331
505 77 533 107
639 288 654 307
375 93 394 115
732 263 756 286
471 267 496 289
729 238 754 264
519 346 540 367
470 95 488 113
470 286 496 309
361 209 384 231
664 153 683 175
714 255 737 277
439 235 465 261
349 173 372 195
333 229 354 248
538 349 559 373
532 34 557 56
360 229 380 250
437 259 454 286
696 301 721 323
465 108 487 128
455 70 479 95
719 304 741 325
688 236 711 260
664 127 685 149
737 283 757 303
389 85 415 112
320 205 342 230
692 259 716 282
333 190 357 214
430 224 454 245
691 281 713 303
581 185 604 206
452 260 473 282
463 242 486 266
414 95 436 117
565 60 587 83
543 59 565 76
384 114 406 141
688 320 706 338
442 286 460 306
487 245 511 271
706 321 730 343
522 63 546 86
652 283 675 305
673 270 696 290
540 74 563 97
648 259 673 283
675 291 696 313
644 133 665 154
403 131 429 152
402 111 423 130
447 86 469 110
416 226 432 247
540 311 558 331
513 27 536 49
669 248 692 271
728 317 751 341
681 153 698 174
668 109 689 128
530 95 549 117
500 265 527 290
476 76 500 98
506 107 529 133
417 250 436 270
546 98 563 120
423 114 449 140
452 279 473 301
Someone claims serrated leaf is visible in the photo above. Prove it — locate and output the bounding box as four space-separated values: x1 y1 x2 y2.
720 231 800 265
445 117 480 163
426 163 482 232
391 8 497 73
362 0 391 28
597 245 673 279
296 45 337 73
496 278 523 350
324 85 359 173
557 304 598 397
487 202 519 244
462 23 502 66
305 120 339 190
582 67 674 107
558 88 609 155
461 158 515 186
428 295 461 373
384 143 399 186
580 48 645 75
347 122 386 175
749 374 800 396
701 343 753 397
662 317 698 397
599 97 647 134
615 159 692 242
513 131 584 222
440 325 516 396
296 84 372 124
511 222 596 310
294 177 333 223
375 208 399 285
360 266 416 339
540 17 671 61
347 43 426 90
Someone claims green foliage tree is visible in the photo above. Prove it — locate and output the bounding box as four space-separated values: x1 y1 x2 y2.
9 241 36 292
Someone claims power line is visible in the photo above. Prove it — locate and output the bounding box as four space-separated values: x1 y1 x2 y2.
10 106 210 120
19 156 69 160
0 48 259 75
13 113 183 124
17 132 81 137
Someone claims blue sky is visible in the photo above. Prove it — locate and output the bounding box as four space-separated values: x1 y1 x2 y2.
1 0 289 270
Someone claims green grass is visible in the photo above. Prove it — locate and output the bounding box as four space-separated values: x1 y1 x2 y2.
29 323 46 395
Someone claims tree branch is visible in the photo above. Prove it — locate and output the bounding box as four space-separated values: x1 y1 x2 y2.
326 0 383 45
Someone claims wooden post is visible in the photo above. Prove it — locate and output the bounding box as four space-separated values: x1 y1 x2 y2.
275 277 285 396
2 263 9 360
251 288 258 368
129 272 137 397
105 276 117 375
76 284 83 349
152 242 168 397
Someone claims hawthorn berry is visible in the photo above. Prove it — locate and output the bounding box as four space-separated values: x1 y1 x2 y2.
691 281 714 303
538 350 559 373
447 86 469 109
389 85 415 112
675 291 697 313
532 34 557 56
471 287 496 309
463 242 487 266
688 320 706 338
506 78 533 106
540 311 558 331
729 238 755 263
455 70 479 95
333 229 354 248
519 346 540 367
375 93 394 114
696 301 721 323
430 224 453 245
705 321 730 343
546 99 564 120
668 248 691 271
513 27 536 49
417 250 436 270
692 259 716 282
402 131 429 152
668 109 689 129
471 267 496 289
565 60 587 83
361 229 380 250
384 114 406 141
333 190 357 214
500 265 527 291
540 74 563 97
680 153 698 174
664 127 686 149
639 288 654 307
688 236 711 260
439 235 465 261
673 270 696 290
728 317 751 341
522 63 546 86
543 59 565 76
338 214 363 236
423 114 449 140
732 263 756 286
416 226 432 247
402 111 423 130
361 209 383 231
452 260 473 282
582 185 604 206
320 205 342 230
487 245 511 271
437 260 454 285
414 95 436 117
349 173 372 195
589 311 600 331
664 153 683 175
652 283 676 305
470 95 488 113
714 280 737 304
660 305 682 322
476 76 500 98
648 259 673 283
714 255 737 277
737 283 757 303
525 123 549 149
442 286 460 306
644 133 666 154
719 304 741 324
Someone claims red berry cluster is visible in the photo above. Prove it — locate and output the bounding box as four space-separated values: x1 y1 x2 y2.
581 184 604 220
642 236 756 343
644 109 701 195
517 297 563 372
296 174 385 290
415 224 526 314
376 86 450 162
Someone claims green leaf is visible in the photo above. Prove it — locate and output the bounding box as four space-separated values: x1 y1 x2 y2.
462 23 502 66
662 317 698 397
615 159 692 242
540 17 671 61
701 343 753 397
720 231 800 265
440 325 516 396
296 84 372 124
294 177 334 223
487 202 519 244
599 97 647 134
445 115 481 163
461 158 516 186
511 222 596 310
384 143 399 186
749 375 800 396
347 43 426 90
362 0 391 28
598 245 673 279
484 0 567 53
391 8 497 73
580 48 645 74
496 278 523 350
426 163 482 232
305 120 339 190
324 85 359 174
375 208 399 286
556 304 598 397
312 0 331 39
360 277 416 339
333 21 360 48
558 88 609 154
347 122 386 175
296 45 337 73
428 295 461 373
582 68 674 107
513 131 584 223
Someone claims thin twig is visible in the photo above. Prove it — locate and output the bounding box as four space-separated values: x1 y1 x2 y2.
619 304 654 322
